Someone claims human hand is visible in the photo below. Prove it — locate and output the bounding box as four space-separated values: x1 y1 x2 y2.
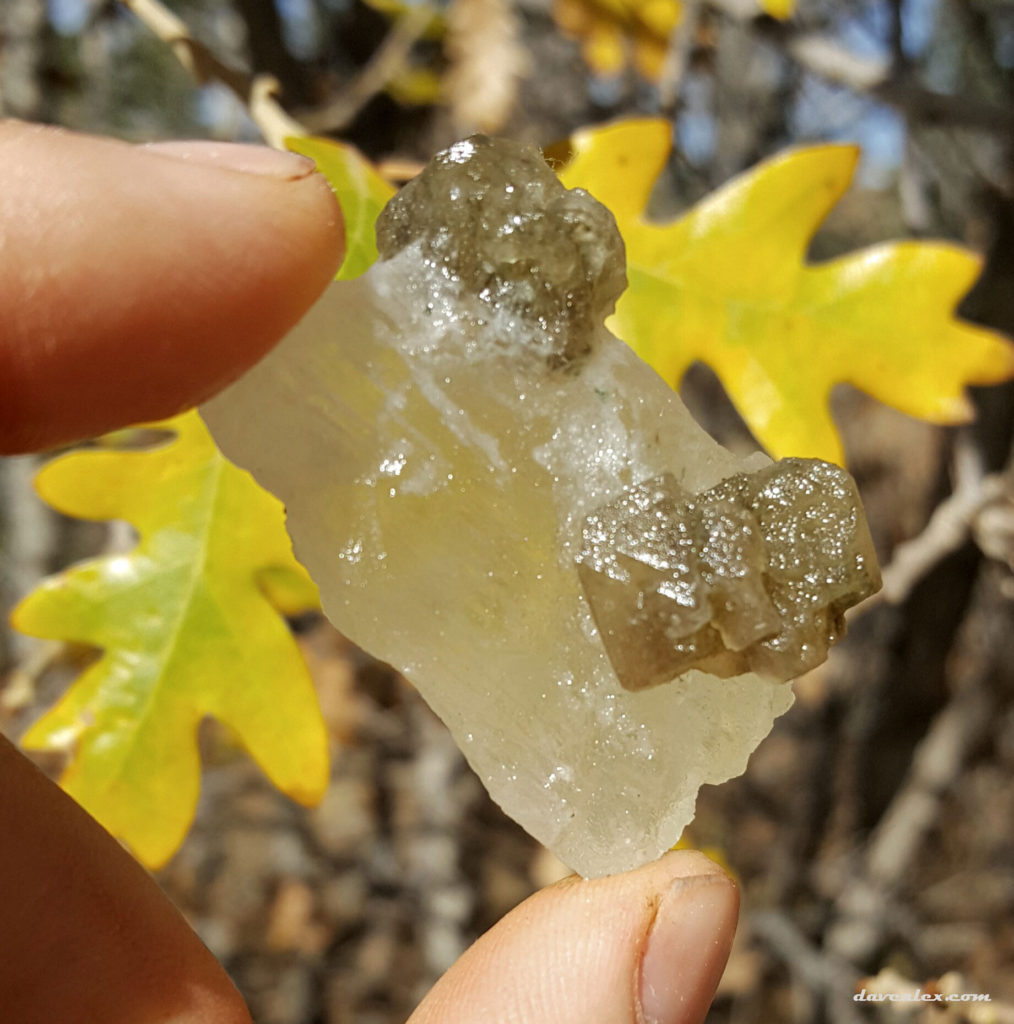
0 121 739 1024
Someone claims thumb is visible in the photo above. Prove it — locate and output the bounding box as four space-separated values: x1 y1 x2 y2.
409 850 738 1024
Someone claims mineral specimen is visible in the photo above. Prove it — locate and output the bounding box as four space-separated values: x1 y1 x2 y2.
201 135 881 878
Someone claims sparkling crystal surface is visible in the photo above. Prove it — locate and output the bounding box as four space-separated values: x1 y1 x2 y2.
577 461 880 691
201 136 881 877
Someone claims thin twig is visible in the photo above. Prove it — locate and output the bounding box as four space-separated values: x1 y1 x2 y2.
786 32 889 92
827 681 994 964
706 0 1014 133
880 435 1013 604
750 910 865 1024
116 0 305 148
1 640 65 713
298 5 434 133
376 158 425 184
887 0 906 73
865 686 992 890
657 0 703 116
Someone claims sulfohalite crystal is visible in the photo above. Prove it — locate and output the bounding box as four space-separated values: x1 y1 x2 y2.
578 460 879 691
202 135 881 878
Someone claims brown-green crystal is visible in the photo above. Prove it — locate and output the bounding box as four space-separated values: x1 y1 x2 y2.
577 459 881 691
376 135 627 368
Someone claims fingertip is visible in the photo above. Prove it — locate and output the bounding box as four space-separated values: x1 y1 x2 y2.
0 123 345 454
409 850 738 1024
639 860 739 1024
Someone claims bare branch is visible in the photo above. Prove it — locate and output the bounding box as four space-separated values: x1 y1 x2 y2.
232 0 312 108
298 5 433 134
873 78 1014 134
828 680 994 964
444 0 530 135
881 436 1013 603
1 639 64 714
887 0 905 73
786 33 889 92
0 0 48 119
658 0 704 116
706 0 1014 133
865 686 992 890
376 157 425 184
115 0 306 148
750 910 865 1024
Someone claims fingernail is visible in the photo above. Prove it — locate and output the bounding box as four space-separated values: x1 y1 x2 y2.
639 874 739 1024
143 140 317 181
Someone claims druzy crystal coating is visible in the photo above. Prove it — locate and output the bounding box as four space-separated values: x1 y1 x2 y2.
202 136 881 877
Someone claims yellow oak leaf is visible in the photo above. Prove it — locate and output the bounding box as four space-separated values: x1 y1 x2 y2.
12 412 328 869
559 119 1014 464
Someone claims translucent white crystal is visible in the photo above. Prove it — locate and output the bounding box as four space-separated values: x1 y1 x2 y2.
201 136 879 877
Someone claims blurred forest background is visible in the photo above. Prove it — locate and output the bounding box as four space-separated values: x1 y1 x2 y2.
2 0 1014 1022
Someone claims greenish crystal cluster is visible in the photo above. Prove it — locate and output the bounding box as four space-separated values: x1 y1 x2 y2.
578 460 881 691
376 134 627 368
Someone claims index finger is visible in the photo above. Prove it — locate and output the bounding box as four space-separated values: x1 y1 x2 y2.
0 122 344 454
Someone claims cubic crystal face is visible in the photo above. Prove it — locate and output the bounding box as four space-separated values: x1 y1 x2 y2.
201 135 882 877
577 460 881 691
376 134 627 369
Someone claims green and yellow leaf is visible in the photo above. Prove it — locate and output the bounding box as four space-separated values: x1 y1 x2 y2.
12 412 327 869
560 118 1014 464
288 135 396 281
